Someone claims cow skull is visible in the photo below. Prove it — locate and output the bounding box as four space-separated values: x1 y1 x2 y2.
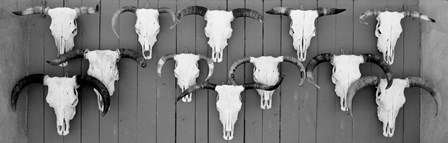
11 74 110 135
306 53 393 111
360 10 435 65
178 77 283 140
47 49 146 111
228 56 305 109
112 6 176 59
13 5 99 66
176 6 263 62
347 76 441 137
266 7 345 61
157 53 214 102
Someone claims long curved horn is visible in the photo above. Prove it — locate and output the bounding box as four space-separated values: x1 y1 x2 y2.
198 55 214 81
118 49 147 68
359 10 381 25
46 49 86 66
12 6 49 16
362 53 393 89
228 57 251 85
158 7 176 22
316 8 346 17
177 83 217 101
346 76 380 115
282 56 306 86
403 11 436 22
243 75 284 91
11 74 46 111
232 8 263 22
306 53 334 89
407 77 441 116
76 75 110 116
176 6 208 21
75 4 99 17
157 54 177 77
265 7 291 17
111 6 137 38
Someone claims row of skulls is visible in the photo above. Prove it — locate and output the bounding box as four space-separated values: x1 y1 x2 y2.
12 5 436 66
10 4 439 141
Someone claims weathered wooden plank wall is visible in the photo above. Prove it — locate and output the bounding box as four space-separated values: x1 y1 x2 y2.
23 0 423 142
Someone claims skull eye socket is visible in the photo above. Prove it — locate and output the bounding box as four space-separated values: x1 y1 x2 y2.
72 28 77 34
72 98 78 106
377 91 382 96
377 29 382 34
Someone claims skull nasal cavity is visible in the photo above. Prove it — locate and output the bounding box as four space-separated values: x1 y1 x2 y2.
144 51 150 56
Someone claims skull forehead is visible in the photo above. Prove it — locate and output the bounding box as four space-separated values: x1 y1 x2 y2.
47 8 77 20
135 9 160 30
376 78 408 110
85 50 120 63
45 76 77 88
215 85 244 103
205 10 234 23
85 50 120 94
332 55 364 68
136 9 159 18
376 12 404 31
250 56 283 68
44 76 78 102
289 10 318 31
378 78 408 94
174 53 200 65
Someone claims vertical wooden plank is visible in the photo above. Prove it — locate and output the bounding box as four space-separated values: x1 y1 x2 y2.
157 0 176 142
388 1 405 142
175 0 196 143
333 0 353 142
402 0 420 143
64 0 83 143
27 0 46 143
315 0 338 142
44 0 64 142
194 0 210 143
279 0 299 142
369 0 388 142
117 0 139 142
298 1 318 143
244 0 263 143
262 0 281 143
352 0 376 143
136 1 158 143
79 0 101 143
99 0 119 142
227 0 245 143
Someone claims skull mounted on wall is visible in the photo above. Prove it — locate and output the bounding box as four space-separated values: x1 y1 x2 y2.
175 6 263 62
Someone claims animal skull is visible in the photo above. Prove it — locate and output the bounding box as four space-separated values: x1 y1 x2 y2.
11 74 110 135
266 7 346 61
46 49 146 111
347 76 441 137
228 56 305 109
13 5 99 66
112 6 176 59
157 53 214 102
306 53 393 111
176 6 263 62
178 77 283 140
360 10 436 65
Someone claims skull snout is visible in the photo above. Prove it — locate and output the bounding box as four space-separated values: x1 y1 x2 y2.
212 49 223 63
383 45 394 65
143 50 151 59
222 115 234 140
257 90 274 109
383 122 395 137
179 85 192 102
57 119 69 136
294 37 307 61
340 97 348 111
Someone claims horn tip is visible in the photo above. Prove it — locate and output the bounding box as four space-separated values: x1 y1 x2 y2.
265 9 275 15
95 4 100 12
12 11 23 16
335 8 346 14
430 18 436 23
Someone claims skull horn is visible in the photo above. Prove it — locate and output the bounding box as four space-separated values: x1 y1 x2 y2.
362 53 393 89
316 8 346 17
403 11 436 23
12 6 49 16
75 4 99 17
243 75 284 90
265 7 292 17
198 55 215 81
76 75 111 116
118 49 147 68
228 57 251 85
306 53 334 89
11 74 46 111
157 53 177 77
177 83 217 101
46 49 86 66
346 76 380 115
282 56 306 86
407 77 441 116
232 8 263 23
359 10 381 25
176 6 208 21
111 6 137 38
